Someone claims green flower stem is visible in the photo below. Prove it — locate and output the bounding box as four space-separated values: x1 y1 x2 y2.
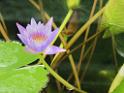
58 35 81 89
50 6 106 70
77 0 98 75
51 42 65 66
50 27 105 69
40 58 87 93
111 33 118 70
51 9 73 45
43 9 80 89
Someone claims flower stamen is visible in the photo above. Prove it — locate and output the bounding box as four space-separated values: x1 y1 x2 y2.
32 33 47 43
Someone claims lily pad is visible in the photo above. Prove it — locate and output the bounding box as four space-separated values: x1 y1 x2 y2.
0 41 40 70
0 65 49 93
100 0 124 38
112 79 124 93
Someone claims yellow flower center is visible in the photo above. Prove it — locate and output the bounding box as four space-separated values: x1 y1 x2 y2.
32 34 47 43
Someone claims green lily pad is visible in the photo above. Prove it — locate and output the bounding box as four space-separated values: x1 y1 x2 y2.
0 41 40 70
0 65 49 93
100 0 124 38
112 79 124 93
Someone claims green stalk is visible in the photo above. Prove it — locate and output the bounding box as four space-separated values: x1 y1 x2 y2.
51 9 73 44
77 0 98 72
111 33 118 70
0 22 10 41
40 58 87 93
66 6 105 49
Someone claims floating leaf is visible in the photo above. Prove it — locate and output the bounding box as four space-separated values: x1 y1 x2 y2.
112 79 124 93
100 0 124 38
0 41 40 70
0 65 49 93
109 64 124 93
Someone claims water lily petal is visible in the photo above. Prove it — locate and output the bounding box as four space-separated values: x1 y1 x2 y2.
25 46 37 54
25 27 59 53
17 34 28 45
45 17 53 33
30 32 48 42
44 45 66 55
26 24 35 33
26 22 44 35
30 17 37 26
44 28 59 45
16 23 26 34
37 22 44 30
37 23 50 36
24 35 47 53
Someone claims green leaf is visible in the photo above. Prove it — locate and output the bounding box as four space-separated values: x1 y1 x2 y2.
112 79 124 93
100 0 124 38
0 65 49 93
0 41 40 70
109 64 124 93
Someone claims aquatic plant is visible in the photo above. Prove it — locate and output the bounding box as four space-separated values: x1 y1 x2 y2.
16 18 65 54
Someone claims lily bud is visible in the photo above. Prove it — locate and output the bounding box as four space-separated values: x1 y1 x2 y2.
66 0 80 9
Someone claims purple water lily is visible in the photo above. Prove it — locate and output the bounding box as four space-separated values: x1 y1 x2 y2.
16 17 66 54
